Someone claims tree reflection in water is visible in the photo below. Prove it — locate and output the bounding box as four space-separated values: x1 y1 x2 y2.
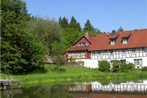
1 85 73 98
1 81 147 98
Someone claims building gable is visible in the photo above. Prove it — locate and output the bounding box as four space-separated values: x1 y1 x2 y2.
67 36 92 52
72 36 91 47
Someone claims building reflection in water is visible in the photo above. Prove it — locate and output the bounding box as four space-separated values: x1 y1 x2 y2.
68 80 147 98
1 80 147 98
69 80 147 93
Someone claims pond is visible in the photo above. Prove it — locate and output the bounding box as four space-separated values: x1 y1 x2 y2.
1 80 147 98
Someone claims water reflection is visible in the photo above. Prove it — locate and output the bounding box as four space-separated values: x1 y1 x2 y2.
69 80 147 93
1 80 147 98
1 85 72 98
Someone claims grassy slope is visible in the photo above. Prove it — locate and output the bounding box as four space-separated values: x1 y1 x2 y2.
1 64 147 85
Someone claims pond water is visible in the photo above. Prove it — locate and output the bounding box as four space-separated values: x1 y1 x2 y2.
1 80 147 98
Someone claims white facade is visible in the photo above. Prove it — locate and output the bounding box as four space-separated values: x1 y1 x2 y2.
73 47 147 68
91 81 147 92
75 59 98 68
68 52 86 59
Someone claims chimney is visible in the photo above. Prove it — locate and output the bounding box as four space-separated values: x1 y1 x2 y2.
85 32 89 37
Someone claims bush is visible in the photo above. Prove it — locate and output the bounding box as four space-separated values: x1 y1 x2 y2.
142 67 147 71
112 60 122 72
112 61 135 72
99 60 110 72
125 63 135 71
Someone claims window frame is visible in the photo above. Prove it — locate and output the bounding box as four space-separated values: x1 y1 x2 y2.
134 59 143 66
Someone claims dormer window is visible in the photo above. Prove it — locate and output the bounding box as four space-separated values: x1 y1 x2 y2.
110 39 116 45
108 33 119 45
121 32 131 44
122 38 128 44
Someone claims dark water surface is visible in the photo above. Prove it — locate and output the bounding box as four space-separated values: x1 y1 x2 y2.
1 80 147 98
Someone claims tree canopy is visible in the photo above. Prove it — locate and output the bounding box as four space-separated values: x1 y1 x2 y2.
83 19 94 32
83 19 101 36
59 17 69 28
27 17 62 55
69 16 81 31
1 0 102 74
1 0 47 74
117 27 124 32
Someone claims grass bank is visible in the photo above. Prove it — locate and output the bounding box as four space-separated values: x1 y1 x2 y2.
1 64 147 85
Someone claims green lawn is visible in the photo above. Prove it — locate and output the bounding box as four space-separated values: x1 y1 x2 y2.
1 64 147 85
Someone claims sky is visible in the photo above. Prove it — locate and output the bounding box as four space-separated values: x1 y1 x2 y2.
24 0 147 32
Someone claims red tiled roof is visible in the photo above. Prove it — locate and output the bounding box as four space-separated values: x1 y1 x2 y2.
108 33 119 39
89 29 147 51
68 46 89 51
67 29 147 52
120 32 132 38
67 36 92 52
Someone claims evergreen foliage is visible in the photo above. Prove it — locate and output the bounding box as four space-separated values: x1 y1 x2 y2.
1 0 46 74
83 19 94 32
117 27 124 32
59 17 69 28
61 28 83 47
69 16 81 31
112 30 116 33
83 19 100 36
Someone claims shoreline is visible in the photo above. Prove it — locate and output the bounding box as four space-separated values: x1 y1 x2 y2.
1 65 147 86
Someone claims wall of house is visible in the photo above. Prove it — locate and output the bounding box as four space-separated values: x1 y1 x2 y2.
75 59 98 68
75 56 147 69
76 48 147 68
68 52 86 59
91 48 147 60
67 47 147 68
143 57 147 67
90 47 147 68
105 57 147 68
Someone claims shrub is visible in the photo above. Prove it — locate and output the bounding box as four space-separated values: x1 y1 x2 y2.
99 60 110 72
112 61 135 72
142 67 147 71
112 60 122 72
125 63 135 71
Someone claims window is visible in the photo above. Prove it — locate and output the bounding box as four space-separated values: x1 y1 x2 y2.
110 50 114 54
134 59 142 65
110 39 116 45
132 48 136 52
122 38 128 44
120 59 126 64
78 42 88 46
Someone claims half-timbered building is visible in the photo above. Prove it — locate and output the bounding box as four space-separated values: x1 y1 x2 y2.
64 29 147 68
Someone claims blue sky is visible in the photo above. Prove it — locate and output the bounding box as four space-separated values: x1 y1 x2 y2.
24 0 147 32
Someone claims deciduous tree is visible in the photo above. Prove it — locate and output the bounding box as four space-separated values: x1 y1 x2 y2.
27 17 62 55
